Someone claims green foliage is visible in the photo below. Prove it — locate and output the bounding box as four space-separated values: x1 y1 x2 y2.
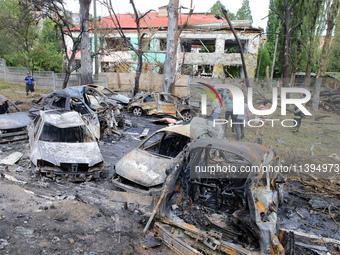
256 44 271 78
236 0 253 23
327 25 340 72
31 42 63 72
211 1 236 20
0 2 63 72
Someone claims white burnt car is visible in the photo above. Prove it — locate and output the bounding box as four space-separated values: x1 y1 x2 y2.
28 110 104 181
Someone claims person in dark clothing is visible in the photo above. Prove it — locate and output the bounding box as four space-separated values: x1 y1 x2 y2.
24 72 36 98
292 105 305 133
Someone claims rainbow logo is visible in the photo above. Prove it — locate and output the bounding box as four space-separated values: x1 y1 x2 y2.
196 82 222 106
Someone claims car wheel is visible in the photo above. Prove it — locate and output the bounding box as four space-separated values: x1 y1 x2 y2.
133 107 143 116
181 111 192 121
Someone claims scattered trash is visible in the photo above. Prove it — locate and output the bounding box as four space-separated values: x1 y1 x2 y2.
139 128 149 139
15 227 34 236
0 239 8 250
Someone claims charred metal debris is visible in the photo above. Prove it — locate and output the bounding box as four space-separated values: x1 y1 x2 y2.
0 94 32 143
111 117 291 254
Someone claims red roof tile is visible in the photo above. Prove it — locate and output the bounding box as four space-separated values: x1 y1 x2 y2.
71 12 225 31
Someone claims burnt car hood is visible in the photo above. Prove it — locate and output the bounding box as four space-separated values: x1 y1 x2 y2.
115 149 173 187
109 94 130 104
35 141 102 166
0 112 32 130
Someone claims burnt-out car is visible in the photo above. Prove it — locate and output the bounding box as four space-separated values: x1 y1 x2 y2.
128 92 194 121
112 124 191 195
0 94 32 143
155 138 285 255
28 111 104 182
85 84 130 106
32 86 116 139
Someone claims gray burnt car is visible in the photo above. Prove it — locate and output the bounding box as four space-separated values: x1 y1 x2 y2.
0 94 32 143
28 110 104 181
112 117 286 254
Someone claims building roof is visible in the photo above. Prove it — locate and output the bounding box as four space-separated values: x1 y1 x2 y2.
70 12 261 32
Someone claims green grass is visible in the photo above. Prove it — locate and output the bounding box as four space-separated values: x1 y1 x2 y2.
0 79 52 102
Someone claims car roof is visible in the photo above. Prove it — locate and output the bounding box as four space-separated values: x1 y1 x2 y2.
189 137 268 166
49 86 89 99
41 111 85 128
156 124 191 138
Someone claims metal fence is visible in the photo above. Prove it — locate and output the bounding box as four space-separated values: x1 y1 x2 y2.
0 58 108 91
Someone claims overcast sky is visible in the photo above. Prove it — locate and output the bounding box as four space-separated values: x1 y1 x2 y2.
65 0 270 29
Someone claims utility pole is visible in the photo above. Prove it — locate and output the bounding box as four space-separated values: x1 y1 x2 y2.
94 0 99 74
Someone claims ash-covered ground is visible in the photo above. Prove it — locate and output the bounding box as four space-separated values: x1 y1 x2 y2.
1 113 340 254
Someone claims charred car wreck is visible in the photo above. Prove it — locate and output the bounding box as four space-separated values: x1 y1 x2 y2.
29 111 104 182
31 86 121 138
0 94 32 143
112 119 286 254
128 92 194 121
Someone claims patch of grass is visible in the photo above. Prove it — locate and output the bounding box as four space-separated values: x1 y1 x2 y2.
0 79 52 102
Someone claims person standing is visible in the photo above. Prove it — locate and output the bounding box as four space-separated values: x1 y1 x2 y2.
292 104 305 133
223 91 234 132
233 103 250 140
210 100 221 122
256 100 270 136
25 71 36 98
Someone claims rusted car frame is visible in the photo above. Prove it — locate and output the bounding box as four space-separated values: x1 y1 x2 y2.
128 92 194 121
28 110 104 182
0 94 32 143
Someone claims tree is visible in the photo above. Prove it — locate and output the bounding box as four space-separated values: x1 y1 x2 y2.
101 0 155 96
163 0 193 93
33 0 83 88
0 0 39 71
236 0 253 24
302 0 325 79
327 23 340 72
211 1 235 20
312 0 340 110
256 45 271 78
79 0 93 85
269 0 303 87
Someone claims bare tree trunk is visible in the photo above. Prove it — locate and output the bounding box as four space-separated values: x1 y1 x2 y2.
163 0 179 93
80 0 93 85
312 0 339 110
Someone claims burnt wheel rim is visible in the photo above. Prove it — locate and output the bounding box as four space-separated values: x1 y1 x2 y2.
133 107 142 116
182 112 191 121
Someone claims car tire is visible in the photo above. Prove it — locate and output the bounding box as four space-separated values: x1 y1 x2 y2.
133 107 143 116
181 111 192 121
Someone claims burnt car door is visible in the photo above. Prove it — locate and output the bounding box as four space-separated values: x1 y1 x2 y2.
158 94 177 116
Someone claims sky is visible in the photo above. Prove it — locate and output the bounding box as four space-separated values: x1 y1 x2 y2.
65 0 270 29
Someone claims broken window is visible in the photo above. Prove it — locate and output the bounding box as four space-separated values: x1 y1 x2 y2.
141 39 151 51
224 39 247 53
39 124 94 143
180 39 216 53
104 38 129 51
70 98 89 114
159 39 167 51
0 101 9 114
51 97 66 109
143 95 155 103
141 132 190 158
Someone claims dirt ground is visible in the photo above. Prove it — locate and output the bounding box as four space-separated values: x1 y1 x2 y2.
1 98 340 254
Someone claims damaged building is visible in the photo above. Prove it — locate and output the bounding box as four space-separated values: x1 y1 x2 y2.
67 6 262 79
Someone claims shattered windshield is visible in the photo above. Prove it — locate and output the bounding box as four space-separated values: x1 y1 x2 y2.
39 123 95 143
